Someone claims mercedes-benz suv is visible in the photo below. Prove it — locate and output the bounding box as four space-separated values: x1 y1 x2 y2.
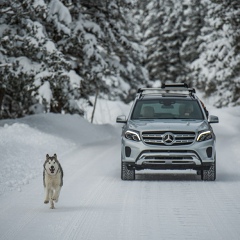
116 83 219 181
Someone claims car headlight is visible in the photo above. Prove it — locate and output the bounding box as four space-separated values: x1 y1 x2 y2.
125 130 141 141
197 130 212 142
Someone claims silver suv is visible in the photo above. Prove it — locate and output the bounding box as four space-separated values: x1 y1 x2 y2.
116 83 219 181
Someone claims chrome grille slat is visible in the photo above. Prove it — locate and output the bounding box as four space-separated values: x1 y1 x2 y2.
142 131 195 146
142 134 164 138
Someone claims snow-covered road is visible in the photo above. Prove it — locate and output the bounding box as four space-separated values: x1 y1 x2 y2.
0 106 240 240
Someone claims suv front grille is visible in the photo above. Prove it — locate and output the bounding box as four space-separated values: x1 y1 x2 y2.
142 131 196 146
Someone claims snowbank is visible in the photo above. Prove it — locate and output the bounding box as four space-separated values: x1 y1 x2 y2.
0 113 119 195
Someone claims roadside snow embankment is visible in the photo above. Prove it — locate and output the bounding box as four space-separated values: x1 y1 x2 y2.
0 113 119 196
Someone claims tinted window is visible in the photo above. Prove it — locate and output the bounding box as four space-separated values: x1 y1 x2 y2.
131 99 204 120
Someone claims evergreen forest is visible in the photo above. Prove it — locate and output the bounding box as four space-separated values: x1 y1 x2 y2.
0 0 239 119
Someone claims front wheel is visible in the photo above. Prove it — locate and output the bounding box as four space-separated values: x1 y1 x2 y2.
201 160 216 181
121 162 135 180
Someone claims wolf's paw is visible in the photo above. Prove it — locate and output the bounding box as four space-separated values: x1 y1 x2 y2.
50 201 55 209
52 197 58 203
44 200 49 204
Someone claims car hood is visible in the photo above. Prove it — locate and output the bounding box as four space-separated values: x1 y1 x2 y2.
127 119 209 133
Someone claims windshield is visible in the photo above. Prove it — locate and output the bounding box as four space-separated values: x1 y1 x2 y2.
131 98 204 120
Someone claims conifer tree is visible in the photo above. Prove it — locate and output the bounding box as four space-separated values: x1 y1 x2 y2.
180 0 203 86
0 0 148 118
75 0 148 102
0 0 82 117
192 0 240 107
142 0 187 84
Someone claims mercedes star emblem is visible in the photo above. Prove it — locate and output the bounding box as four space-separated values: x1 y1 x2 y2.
163 132 175 145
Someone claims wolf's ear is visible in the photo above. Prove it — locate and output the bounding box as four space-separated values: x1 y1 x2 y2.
54 153 57 159
46 154 49 160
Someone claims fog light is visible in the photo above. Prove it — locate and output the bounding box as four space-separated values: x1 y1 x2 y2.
125 146 131 157
206 147 212 158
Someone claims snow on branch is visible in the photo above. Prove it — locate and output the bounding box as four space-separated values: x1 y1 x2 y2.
48 0 72 25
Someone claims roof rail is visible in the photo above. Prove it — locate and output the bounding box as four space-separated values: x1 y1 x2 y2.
162 83 188 89
137 83 196 97
162 83 196 94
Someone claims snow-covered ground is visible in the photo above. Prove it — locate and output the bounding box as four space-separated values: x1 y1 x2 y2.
0 99 240 240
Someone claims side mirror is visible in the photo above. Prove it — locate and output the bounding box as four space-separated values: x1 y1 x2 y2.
116 115 127 123
208 115 219 124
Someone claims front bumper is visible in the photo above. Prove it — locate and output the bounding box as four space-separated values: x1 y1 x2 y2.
121 137 216 171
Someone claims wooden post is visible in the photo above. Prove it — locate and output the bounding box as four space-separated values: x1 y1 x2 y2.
0 88 5 118
91 89 99 123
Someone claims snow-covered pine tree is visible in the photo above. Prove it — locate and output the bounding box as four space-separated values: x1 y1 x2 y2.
0 0 82 118
74 0 148 103
142 0 188 84
0 0 148 118
0 0 149 118
192 0 240 107
109 0 149 102
0 0 36 118
179 0 203 86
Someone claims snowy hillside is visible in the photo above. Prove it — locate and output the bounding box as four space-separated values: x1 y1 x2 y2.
0 101 240 240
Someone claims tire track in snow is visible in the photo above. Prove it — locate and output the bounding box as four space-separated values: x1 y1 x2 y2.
117 177 234 240
0 185 43 240
61 178 115 240
1 210 37 240
60 141 121 240
59 136 240 240
117 180 205 240
197 183 240 240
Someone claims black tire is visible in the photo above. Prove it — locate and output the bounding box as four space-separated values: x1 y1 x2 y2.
121 162 135 180
201 160 216 181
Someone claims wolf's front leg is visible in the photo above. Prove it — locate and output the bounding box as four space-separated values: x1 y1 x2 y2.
52 186 61 203
44 187 50 204
49 189 55 209
50 198 54 209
